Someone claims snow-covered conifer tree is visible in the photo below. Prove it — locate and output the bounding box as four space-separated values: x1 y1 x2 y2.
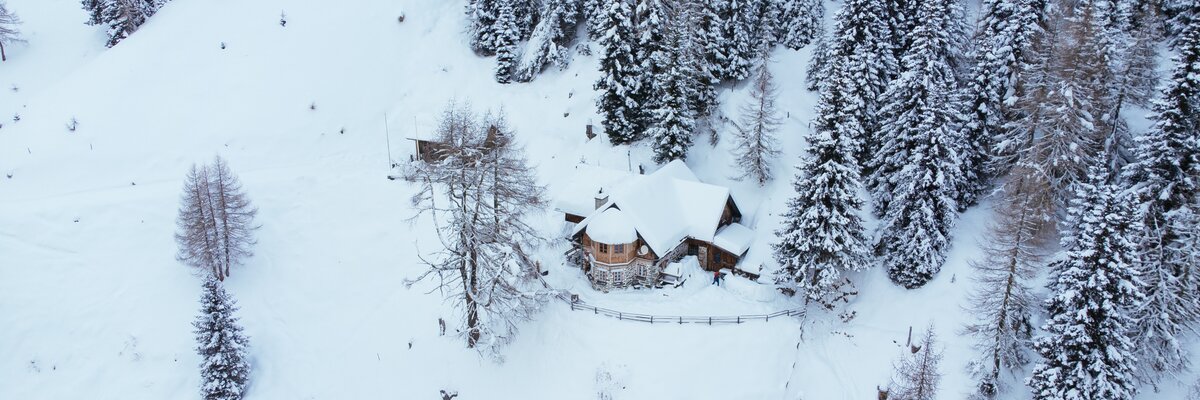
824 0 897 170
703 0 756 82
889 326 943 400
516 0 580 80
493 0 520 83
0 1 24 62
96 0 160 47
871 0 964 289
594 0 645 144
648 17 695 164
959 0 1046 205
1028 167 1143 400
776 0 821 50
1121 12 1200 386
194 278 250 400
772 71 869 305
81 0 104 25
804 29 829 91
732 60 782 185
963 169 1054 398
869 0 967 216
467 0 500 55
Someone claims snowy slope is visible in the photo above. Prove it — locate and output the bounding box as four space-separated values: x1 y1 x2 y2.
1 0 1195 399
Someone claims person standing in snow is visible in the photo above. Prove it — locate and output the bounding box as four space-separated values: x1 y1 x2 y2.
713 270 721 285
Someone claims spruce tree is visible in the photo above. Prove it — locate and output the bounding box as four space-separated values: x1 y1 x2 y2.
804 29 830 92
959 0 1046 204
777 0 822 50
515 0 580 81
703 0 756 82
869 0 967 216
1122 12 1200 386
824 0 897 170
773 74 870 305
96 0 160 48
648 21 695 164
593 0 645 144
679 0 719 120
1028 168 1143 400
493 0 520 83
81 0 104 25
194 278 250 400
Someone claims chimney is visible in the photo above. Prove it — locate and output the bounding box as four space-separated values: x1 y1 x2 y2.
594 190 609 209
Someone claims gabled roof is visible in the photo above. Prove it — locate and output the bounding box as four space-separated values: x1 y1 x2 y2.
569 160 737 256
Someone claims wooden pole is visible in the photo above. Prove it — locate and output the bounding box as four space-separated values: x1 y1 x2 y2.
383 113 393 168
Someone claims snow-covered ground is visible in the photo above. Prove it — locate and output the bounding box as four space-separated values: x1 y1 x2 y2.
1 0 1195 399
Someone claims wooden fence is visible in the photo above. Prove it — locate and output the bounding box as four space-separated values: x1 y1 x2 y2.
566 300 805 325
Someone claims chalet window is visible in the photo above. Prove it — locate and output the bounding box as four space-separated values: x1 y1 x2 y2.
614 244 625 253
687 244 698 256
599 243 609 253
714 252 723 263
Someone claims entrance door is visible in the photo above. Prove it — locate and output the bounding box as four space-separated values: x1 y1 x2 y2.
697 246 709 270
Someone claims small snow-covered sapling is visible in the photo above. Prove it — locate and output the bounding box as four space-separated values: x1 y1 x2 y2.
279 11 287 27
11 113 18 122
309 101 316 111
220 42 226 50
66 117 78 132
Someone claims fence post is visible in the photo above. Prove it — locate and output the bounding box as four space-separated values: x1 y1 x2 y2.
737 316 742 324
619 312 623 320
708 317 712 325
678 316 683 324
570 303 575 311
650 316 654 324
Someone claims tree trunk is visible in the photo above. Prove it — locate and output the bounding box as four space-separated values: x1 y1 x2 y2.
1 41 6 62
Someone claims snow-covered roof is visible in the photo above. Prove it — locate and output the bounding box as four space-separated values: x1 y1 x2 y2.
552 164 633 218
712 223 754 255
571 160 740 257
586 208 638 244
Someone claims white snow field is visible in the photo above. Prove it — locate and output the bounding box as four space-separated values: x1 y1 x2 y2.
0 0 1195 399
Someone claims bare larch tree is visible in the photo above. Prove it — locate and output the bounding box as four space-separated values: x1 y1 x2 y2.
889 325 944 400
963 166 1054 399
176 156 259 281
404 101 549 358
0 1 25 62
733 59 783 185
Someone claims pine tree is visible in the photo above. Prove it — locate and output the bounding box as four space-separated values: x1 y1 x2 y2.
0 1 24 62
886 0 918 60
869 0 967 216
889 326 944 400
583 0 605 40
636 0 668 112
1029 167 1143 400
959 0 1046 204
732 60 782 184
963 169 1054 398
493 0 520 83
194 278 250 400
1121 12 1200 386
594 0 645 144
824 0 897 170
777 0 822 50
772 74 870 305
